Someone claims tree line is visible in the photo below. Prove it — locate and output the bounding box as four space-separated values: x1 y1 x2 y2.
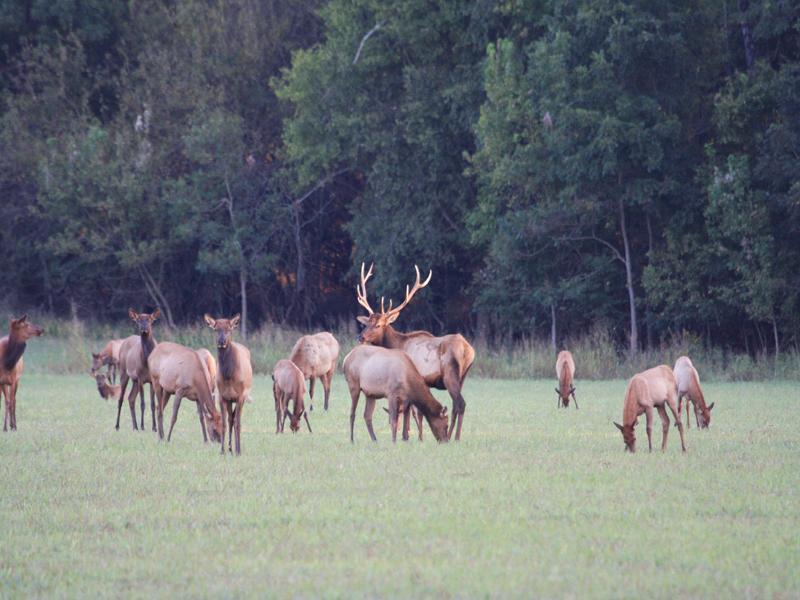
0 0 797 355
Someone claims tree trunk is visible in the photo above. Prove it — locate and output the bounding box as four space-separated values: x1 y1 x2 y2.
772 316 779 360
224 180 248 339
139 265 176 328
618 197 638 356
645 211 654 350
239 268 248 340
738 0 756 68
550 302 557 352
292 202 308 323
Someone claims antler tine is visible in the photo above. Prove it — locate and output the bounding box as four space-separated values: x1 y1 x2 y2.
385 264 432 317
356 262 375 314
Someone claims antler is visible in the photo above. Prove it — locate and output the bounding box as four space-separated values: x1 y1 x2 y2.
385 265 432 318
356 262 375 314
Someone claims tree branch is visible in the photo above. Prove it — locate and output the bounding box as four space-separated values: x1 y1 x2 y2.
555 233 626 265
353 22 384 65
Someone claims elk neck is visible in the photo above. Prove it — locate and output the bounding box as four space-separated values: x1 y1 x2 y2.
139 332 157 364
2 329 26 372
218 343 237 381
622 388 640 427
382 325 412 349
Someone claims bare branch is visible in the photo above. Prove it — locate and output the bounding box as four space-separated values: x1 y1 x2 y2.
555 234 626 265
353 22 384 65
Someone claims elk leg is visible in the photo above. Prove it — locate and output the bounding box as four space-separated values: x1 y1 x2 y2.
303 410 312 433
167 393 181 442
149 383 157 432
572 391 578 409
645 406 654 452
364 396 377 442
388 399 399 443
414 406 424 441
12 381 20 430
401 403 410 441
156 387 168 440
234 398 244 455
196 400 208 443
116 373 129 430
138 380 147 430
273 384 281 434
443 366 466 441
219 398 227 455
226 402 235 453
666 396 686 452
127 380 140 431
109 363 116 385
657 405 670 452
308 377 316 411
348 384 360 443
323 369 333 411
1 384 7 431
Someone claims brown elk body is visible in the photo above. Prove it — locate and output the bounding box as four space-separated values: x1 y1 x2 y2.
289 332 340 411
204 314 253 455
356 264 474 440
614 365 687 453
272 359 311 433
673 356 713 429
343 344 449 443
147 341 223 444
1 315 44 431
116 309 160 432
91 339 124 383
555 350 577 408
94 372 121 402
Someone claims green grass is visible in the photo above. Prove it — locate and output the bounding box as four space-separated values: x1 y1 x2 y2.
1 375 798 598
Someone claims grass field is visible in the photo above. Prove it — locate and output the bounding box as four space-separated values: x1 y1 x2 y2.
0 374 798 598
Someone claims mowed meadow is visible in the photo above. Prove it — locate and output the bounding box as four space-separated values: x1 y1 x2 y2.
1 369 798 597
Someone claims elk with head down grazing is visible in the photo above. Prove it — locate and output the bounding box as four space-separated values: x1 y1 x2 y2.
355 263 474 440
555 350 577 409
91 339 124 383
1 315 44 431
272 359 311 433
673 356 713 429
289 332 339 411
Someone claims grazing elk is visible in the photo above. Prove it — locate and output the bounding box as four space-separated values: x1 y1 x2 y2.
272 359 311 433
204 314 252 455
343 344 449 443
674 356 713 429
147 341 223 444
555 350 577 409
1 315 44 431
94 372 121 402
614 365 686 453
91 339 124 383
356 263 474 440
289 332 340 411
116 309 160 432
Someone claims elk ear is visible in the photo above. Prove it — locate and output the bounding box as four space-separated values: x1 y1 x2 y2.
128 308 138 321
386 312 400 324
614 421 624 432
18 314 27 322
204 314 216 328
570 386 576 393
707 402 715 411
230 314 241 328
356 315 370 325
440 407 448 417
92 352 99 358
150 308 161 321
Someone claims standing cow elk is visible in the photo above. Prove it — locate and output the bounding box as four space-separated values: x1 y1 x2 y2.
674 356 713 429
555 350 577 409
147 342 222 444
289 332 339 411
1 315 44 431
356 263 474 440
91 339 124 383
272 359 311 433
614 365 686 453
94 372 121 402
204 314 253 455
116 309 160 432
343 344 449 443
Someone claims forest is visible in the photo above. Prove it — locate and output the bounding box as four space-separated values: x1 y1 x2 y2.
0 0 797 356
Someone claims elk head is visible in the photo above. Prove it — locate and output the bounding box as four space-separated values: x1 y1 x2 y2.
287 410 305 433
355 262 432 344
614 421 636 452
128 308 160 337
429 406 449 442
91 352 104 375
204 314 240 349
203 408 223 442
10 314 44 340
697 402 714 428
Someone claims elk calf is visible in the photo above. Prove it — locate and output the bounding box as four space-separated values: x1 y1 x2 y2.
289 332 339 411
94 372 121 402
272 359 311 433
555 350 577 408
91 339 124 383
343 345 449 443
673 356 713 428
1 315 44 431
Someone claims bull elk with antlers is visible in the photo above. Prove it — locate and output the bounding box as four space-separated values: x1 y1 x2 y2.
356 263 475 440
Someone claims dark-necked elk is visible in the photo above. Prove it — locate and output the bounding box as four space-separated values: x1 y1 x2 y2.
356 263 474 440
116 309 160 431
272 359 311 433
614 365 686 453
147 341 223 444
204 314 252 455
555 350 577 409
289 332 339 411
91 339 124 383
674 356 713 429
343 344 449 443
94 372 121 402
1 315 44 431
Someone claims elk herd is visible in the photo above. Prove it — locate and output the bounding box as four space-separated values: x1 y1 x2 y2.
2 264 715 455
